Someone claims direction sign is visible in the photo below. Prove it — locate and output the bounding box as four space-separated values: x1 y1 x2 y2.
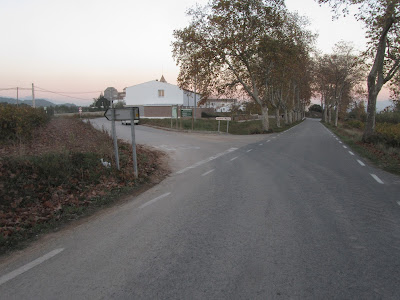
104 108 139 121
216 117 232 121
181 109 193 117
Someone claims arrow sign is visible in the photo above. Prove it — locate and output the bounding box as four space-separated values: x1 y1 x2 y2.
104 108 139 121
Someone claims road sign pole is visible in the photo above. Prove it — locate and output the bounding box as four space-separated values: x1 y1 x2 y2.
130 109 138 178
111 108 120 170
192 108 194 130
218 120 220 133
227 120 229 133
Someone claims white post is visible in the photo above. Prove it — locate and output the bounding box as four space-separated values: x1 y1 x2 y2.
32 83 35 108
111 108 120 170
130 109 138 178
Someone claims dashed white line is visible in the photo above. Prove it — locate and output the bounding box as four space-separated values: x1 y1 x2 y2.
370 174 384 184
0 248 64 286
339 141 343 144
230 156 238 161
259 143 263 146
397 201 400 206
343 146 348 149
267 140 271 143
246 149 253 153
139 192 171 209
202 169 215 176
175 147 238 175
349 151 355 156
357 160 365 166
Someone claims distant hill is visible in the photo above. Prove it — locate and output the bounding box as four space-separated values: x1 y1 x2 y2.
0 97 77 107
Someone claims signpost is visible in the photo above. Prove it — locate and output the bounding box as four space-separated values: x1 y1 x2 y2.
216 117 232 133
104 108 139 121
104 108 138 177
181 109 193 118
171 106 178 129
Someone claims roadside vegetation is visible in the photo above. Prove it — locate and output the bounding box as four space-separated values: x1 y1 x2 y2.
139 115 303 135
323 108 400 175
0 105 168 255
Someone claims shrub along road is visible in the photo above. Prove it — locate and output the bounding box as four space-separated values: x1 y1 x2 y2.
1 119 400 298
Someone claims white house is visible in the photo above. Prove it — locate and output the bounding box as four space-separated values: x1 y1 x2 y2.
124 76 200 107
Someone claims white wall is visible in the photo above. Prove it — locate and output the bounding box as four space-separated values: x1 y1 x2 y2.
125 80 184 106
183 90 201 107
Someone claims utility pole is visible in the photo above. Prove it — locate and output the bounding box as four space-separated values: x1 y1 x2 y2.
32 83 35 108
16 87 19 106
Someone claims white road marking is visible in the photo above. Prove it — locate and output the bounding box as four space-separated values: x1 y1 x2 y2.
259 143 263 146
175 148 238 175
397 201 400 206
370 174 384 184
343 146 348 149
202 169 215 176
230 156 238 161
339 141 343 144
272 137 276 139
357 160 365 166
267 140 271 142
349 151 355 156
246 149 253 153
0 248 64 286
139 192 171 209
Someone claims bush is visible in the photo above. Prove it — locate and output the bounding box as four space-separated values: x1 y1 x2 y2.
0 104 50 142
376 111 400 124
343 119 365 129
375 123 400 147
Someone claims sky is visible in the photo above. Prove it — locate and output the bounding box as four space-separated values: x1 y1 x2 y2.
0 0 390 106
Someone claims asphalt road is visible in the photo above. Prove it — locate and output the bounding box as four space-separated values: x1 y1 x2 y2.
1 119 400 299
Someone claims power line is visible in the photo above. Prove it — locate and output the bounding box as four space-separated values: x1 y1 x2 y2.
35 86 102 94
34 86 101 101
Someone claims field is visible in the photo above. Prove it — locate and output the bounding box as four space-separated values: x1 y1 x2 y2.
0 112 169 255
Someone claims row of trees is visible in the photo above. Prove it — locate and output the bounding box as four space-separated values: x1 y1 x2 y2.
173 0 399 139
173 0 315 131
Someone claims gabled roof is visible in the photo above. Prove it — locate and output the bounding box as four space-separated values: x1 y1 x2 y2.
160 75 167 83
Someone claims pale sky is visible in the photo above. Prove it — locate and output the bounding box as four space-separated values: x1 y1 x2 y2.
0 0 389 105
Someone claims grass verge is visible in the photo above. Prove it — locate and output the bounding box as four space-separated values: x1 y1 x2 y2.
140 117 303 135
322 122 400 175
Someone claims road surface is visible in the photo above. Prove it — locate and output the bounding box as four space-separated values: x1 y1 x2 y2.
1 119 400 299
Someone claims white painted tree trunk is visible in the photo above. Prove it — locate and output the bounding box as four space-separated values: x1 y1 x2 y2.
275 108 281 128
261 106 269 132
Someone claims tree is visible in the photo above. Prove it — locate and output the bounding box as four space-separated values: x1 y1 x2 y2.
314 42 365 126
91 95 110 110
317 0 400 139
173 0 314 131
309 104 323 112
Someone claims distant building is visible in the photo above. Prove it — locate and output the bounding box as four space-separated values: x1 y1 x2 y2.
201 98 238 112
123 76 208 118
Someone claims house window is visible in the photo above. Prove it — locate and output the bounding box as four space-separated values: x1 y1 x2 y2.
158 89 164 97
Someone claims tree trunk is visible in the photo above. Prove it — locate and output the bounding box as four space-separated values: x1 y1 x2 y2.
261 106 269 132
334 104 339 127
284 109 288 124
275 108 280 128
328 107 332 124
322 105 327 123
363 90 378 140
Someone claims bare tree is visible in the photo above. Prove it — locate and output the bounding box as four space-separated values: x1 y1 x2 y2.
317 0 400 139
